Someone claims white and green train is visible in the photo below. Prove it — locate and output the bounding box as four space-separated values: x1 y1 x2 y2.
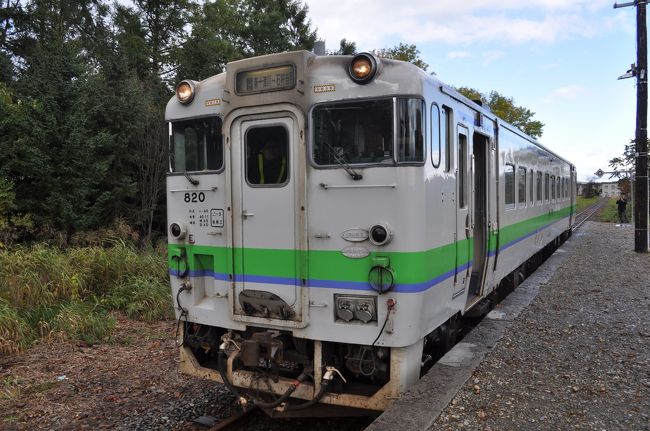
166 50 576 414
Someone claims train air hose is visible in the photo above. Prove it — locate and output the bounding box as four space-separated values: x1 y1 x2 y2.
217 349 339 411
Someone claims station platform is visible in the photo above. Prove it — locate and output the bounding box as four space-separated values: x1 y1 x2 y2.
367 222 650 431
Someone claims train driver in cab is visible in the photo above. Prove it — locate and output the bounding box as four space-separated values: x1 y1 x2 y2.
248 138 287 185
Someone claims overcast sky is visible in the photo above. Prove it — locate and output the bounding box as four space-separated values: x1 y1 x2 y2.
303 0 640 181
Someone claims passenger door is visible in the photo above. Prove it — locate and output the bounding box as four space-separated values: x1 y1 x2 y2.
454 125 471 299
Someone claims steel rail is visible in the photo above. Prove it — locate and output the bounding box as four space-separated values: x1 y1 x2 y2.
207 406 259 431
572 198 608 231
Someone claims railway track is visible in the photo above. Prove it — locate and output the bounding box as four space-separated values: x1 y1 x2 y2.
205 406 259 431
190 403 373 431
572 198 607 231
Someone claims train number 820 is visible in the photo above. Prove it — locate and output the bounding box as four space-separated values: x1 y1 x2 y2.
184 192 206 203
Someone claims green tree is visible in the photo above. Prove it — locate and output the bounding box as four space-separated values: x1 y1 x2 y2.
111 0 195 242
456 87 544 138
374 43 429 72
0 1 116 241
174 0 317 82
608 140 636 179
1 0 22 81
126 0 193 82
331 38 356 55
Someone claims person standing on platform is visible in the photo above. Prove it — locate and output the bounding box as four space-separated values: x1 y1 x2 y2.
616 195 629 223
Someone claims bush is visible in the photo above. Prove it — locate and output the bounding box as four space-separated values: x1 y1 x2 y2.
0 178 34 248
49 302 116 345
0 241 169 354
0 300 33 355
103 276 174 322
0 243 167 308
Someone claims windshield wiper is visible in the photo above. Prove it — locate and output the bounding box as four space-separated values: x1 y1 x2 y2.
184 172 200 185
319 140 363 181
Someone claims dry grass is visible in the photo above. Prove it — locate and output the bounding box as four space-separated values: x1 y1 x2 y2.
0 240 169 354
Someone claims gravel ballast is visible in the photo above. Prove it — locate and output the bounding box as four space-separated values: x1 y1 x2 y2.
433 222 650 431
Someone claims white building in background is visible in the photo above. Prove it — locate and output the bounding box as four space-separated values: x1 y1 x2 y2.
600 182 621 197
577 181 621 197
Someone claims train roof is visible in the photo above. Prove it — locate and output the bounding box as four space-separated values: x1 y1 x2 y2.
166 50 573 168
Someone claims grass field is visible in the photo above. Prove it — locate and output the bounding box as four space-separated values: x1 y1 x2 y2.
575 196 633 223
576 196 599 212
0 241 172 355
597 198 632 223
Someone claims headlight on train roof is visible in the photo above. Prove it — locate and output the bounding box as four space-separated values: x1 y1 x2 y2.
175 80 195 104
348 53 380 84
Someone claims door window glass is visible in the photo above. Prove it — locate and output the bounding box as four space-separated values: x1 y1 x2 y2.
529 170 533 205
246 126 289 186
505 164 515 209
431 104 441 168
442 106 452 172
458 132 467 208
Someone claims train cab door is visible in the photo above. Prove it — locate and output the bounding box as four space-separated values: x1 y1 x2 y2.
229 111 307 327
454 126 472 300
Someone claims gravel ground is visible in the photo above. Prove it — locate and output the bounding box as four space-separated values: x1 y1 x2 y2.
434 222 650 431
0 317 242 431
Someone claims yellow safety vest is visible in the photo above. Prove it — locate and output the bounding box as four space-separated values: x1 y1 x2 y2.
258 153 286 184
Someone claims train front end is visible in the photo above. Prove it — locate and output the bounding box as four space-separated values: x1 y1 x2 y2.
166 51 437 415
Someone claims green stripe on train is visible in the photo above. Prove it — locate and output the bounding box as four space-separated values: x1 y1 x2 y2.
168 206 573 284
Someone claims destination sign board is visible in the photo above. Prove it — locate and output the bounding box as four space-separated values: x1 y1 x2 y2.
236 65 296 95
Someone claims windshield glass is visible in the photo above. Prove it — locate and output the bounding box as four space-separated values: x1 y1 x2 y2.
312 99 393 166
170 117 223 172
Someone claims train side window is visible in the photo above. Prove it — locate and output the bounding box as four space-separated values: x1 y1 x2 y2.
505 164 515 209
458 129 468 208
551 175 556 201
544 173 550 202
536 171 542 204
397 98 425 163
517 167 527 206
528 169 535 207
430 104 441 168
564 177 571 199
442 106 452 172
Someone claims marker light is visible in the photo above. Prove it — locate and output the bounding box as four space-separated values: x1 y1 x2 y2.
176 80 195 104
169 222 187 240
369 223 392 246
348 53 379 84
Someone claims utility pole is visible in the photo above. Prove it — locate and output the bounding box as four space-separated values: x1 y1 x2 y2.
614 1 648 252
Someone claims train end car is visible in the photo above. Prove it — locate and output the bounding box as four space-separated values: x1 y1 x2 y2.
165 50 576 415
